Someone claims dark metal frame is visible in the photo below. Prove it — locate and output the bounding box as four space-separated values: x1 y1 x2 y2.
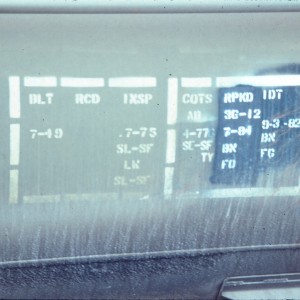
0 0 300 13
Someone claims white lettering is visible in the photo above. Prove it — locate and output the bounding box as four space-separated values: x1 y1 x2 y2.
75 93 101 104
198 140 213 151
116 144 132 154
224 109 239 119
288 118 300 128
260 148 275 159
29 93 53 105
45 93 54 104
221 159 236 169
182 93 213 104
222 143 237 153
113 176 127 186
261 133 276 143
138 144 154 154
263 89 283 100
182 141 195 151
201 152 214 162
187 110 202 122
123 160 140 170
123 93 153 104
223 92 253 103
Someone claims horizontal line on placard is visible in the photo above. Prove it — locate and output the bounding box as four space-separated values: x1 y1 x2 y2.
181 77 212 88
108 77 156 88
23 193 123 203
24 76 57 87
201 186 300 198
216 75 300 87
60 77 104 87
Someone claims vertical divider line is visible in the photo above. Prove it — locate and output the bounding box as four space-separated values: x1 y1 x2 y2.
164 167 175 197
10 124 20 166
9 76 21 119
9 170 19 204
164 78 178 198
165 129 176 164
9 76 21 204
167 78 178 125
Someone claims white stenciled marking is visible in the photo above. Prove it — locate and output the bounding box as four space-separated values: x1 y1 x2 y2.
24 76 57 87
216 75 300 88
166 129 176 164
108 77 156 88
9 170 19 204
9 76 21 119
164 167 174 196
23 195 61 204
181 77 212 88
60 77 105 88
202 187 300 198
10 124 20 166
167 78 178 125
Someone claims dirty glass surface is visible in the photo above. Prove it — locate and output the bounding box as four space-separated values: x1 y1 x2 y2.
0 13 300 263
